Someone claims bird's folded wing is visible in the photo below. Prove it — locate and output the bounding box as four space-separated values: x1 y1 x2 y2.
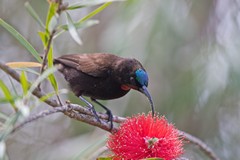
55 53 113 78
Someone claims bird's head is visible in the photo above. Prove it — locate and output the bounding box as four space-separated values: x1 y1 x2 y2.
117 59 155 116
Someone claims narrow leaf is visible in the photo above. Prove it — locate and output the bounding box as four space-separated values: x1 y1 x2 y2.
48 14 58 33
0 112 9 120
67 0 125 10
20 71 29 95
47 46 54 67
38 31 49 48
59 19 99 31
143 158 163 160
0 141 6 159
46 2 58 31
15 68 40 75
97 157 113 160
47 46 58 91
55 20 99 38
0 80 13 101
24 2 45 29
8 76 19 96
79 2 112 23
66 12 82 45
0 19 42 63
0 97 17 104
40 89 68 101
48 71 58 90
0 80 16 110
0 113 20 141
6 62 42 68
27 67 57 96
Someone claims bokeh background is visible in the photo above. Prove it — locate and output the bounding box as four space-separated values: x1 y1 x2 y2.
1 0 240 159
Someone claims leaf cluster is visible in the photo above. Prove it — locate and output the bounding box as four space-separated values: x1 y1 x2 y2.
0 0 124 159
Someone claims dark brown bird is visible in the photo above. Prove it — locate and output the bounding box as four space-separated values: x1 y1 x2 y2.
54 53 154 128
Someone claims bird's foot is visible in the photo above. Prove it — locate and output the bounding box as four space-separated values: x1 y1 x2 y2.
105 110 113 130
91 98 114 130
88 106 101 123
106 110 113 122
79 96 101 123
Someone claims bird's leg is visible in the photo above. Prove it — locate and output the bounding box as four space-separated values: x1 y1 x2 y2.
79 96 101 123
91 98 113 130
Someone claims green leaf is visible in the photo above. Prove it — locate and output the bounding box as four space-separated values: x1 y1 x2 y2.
48 73 58 91
8 76 19 97
79 2 112 23
24 2 45 29
27 67 57 96
0 141 6 159
66 12 82 45
0 19 42 63
38 31 49 48
0 113 20 141
0 80 13 101
0 112 9 120
47 46 58 91
0 98 13 104
47 46 54 67
15 68 40 75
20 71 29 95
40 89 68 101
97 157 113 160
143 158 163 160
59 19 99 31
46 2 58 32
0 97 18 104
48 14 58 33
0 80 16 110
55 19 99 39
67 0 125 10
59 3 112 42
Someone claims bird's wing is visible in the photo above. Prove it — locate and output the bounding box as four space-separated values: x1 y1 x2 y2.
55 53 117 78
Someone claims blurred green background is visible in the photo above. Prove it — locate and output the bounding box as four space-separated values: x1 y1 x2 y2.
1 0 240 159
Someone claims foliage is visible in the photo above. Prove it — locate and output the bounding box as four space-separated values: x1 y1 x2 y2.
0 0 124 159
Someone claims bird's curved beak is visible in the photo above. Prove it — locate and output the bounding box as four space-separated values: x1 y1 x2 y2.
139 86 155 116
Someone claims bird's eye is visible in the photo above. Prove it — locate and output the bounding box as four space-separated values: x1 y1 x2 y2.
135 69 149 87
130 76 134 81
129 76 135 84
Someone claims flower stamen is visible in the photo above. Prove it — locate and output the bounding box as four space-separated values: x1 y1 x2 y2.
144 137 159 149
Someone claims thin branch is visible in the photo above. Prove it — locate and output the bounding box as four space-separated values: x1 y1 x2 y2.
38 29 56 92
40 0 65 75
39 29 56 75
38 0 63 105
10 102 220 160
40 0 63 75
11 105 68 133
179 131 220 160
0 61 220 160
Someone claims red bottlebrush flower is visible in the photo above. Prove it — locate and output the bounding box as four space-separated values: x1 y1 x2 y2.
107 113 184 160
